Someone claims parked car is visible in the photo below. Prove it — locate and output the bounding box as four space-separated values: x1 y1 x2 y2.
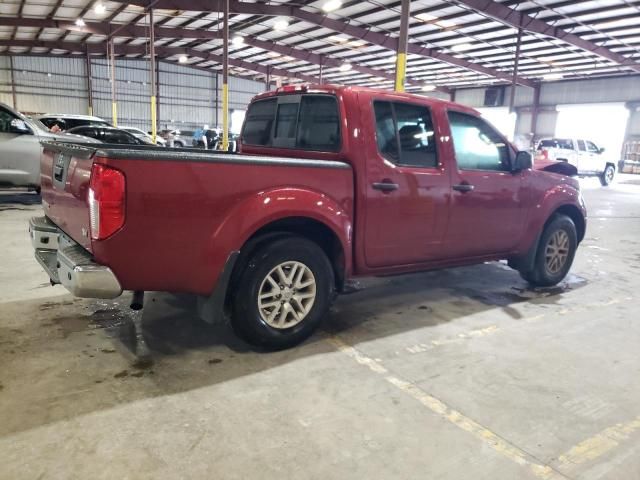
36 113 110 131
65 126 148 145
120 126 167 146
0 102 99 192
30 85 586 349
158 129 193 148
193 128 239 152
536 137 617 186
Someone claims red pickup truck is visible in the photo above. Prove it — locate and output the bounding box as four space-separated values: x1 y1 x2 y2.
30 85 586 349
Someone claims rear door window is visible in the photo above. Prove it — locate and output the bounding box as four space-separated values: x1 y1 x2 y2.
373 100 438 168
577 140 586 151
241 94 340 152
539 139 573 150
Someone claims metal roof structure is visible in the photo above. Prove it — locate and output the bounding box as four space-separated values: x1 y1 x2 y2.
1 0 639 92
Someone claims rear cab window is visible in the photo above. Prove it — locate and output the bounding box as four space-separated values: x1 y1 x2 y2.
539 139 574 150
241 94 341 152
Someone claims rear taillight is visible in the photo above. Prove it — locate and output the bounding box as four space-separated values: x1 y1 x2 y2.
88 164 125 240
541 149 549 160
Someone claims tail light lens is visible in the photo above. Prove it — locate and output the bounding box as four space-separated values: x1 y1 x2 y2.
88 164 125 240
541 149 549 160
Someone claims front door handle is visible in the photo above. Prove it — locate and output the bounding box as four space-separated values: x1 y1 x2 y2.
452 182 475 193
372 181 399 192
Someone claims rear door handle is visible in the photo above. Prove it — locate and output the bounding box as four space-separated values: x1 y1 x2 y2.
372 181 399 192
452 183 475 193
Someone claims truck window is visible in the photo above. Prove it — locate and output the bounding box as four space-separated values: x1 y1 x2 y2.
241 94 340 152
242 98 277 146
586 141 599 153
373 101 438 168
577 140 586 151
538 139 573 150
448 111 509 172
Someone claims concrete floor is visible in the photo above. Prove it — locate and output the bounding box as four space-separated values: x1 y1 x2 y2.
1 176 640 480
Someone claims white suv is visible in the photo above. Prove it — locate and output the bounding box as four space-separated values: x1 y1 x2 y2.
536 138 617 186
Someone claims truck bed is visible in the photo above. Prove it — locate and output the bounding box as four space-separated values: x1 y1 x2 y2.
40 141 353 295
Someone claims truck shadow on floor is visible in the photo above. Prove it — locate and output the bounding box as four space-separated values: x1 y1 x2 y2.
0 190 41 211
1 262 588 437
93 261 587 362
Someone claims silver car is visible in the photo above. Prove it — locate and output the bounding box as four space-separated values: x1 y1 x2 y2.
0 103 99 192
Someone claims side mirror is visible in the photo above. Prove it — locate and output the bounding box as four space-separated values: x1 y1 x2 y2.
10 119 32 135
599 147 605 154
513 151 532 172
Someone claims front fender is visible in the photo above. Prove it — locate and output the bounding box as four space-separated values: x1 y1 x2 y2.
203 187 353 292
516 179 585 256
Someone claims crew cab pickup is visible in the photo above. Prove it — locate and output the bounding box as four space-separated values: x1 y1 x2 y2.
30 85 586 349
536 137 617 186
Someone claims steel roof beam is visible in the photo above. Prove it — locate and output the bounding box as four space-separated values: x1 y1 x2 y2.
454 0 640 73
112 0 534 87
0 17 448 93
0 39 317 83
0 17 221 40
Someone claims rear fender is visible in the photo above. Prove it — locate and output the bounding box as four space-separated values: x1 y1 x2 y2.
204 187 353 292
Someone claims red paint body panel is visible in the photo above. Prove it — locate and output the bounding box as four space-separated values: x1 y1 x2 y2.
40 84 586 297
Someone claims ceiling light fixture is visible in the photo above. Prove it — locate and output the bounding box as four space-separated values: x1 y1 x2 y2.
94 2 106 15
416 13 437 22
322 0 342 12
339 63 352 72
273 19 289 31
329 35 348 43
543 72 563 81
232 35 244 46
422 85 436 92
75 18 86 27
178 55 188 63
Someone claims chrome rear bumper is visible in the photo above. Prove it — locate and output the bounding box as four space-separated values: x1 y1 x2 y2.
29 216 122 298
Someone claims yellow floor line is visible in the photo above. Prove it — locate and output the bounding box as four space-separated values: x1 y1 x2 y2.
556 415 640 468
328 335 568 480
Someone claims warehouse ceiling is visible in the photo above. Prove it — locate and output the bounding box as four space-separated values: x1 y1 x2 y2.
0 0 639 92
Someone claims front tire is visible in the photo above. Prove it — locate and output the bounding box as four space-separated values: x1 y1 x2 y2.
231 236 334 349
519 214 577 287
600 164 615 186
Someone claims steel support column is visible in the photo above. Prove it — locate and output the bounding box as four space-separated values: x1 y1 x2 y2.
530 83 541 139
156 59 161 132
319 55 324 84
509 27 523 113
149 8 157 143
85 47 93 115
394 0 410 92
108 40 117 126
265 65 271 92
221 0 229 151
8 56 17 109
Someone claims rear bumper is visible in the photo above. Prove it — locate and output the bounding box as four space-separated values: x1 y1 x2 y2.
29 216 122 298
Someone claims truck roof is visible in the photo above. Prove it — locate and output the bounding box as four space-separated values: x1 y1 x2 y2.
251 84 478 115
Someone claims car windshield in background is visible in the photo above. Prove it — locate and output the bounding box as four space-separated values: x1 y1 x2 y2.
539 139 573 149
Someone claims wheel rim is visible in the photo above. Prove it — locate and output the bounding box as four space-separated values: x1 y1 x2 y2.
545 230 570 275
258 261 317 329
606 167 614 182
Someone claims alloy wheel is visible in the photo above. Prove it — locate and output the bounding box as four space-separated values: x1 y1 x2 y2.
257 261 317 329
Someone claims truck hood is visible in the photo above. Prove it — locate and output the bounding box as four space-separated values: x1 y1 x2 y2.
534 158 578 177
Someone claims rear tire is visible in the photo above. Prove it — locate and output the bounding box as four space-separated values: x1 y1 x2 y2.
519 214 577 287
231 236 334 349
600 164 615 186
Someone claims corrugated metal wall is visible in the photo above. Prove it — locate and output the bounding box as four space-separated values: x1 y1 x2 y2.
0 55 265 131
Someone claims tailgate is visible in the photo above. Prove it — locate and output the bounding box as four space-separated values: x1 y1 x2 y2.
40 141 97 252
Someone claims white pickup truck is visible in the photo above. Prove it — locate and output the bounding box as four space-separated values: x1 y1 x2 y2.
536 138 617 186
